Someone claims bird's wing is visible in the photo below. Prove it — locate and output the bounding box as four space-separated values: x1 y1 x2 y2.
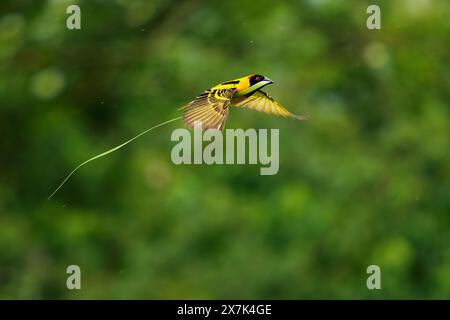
232 90 307 120
182 88 236 131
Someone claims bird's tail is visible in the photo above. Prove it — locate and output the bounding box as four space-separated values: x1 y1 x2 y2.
48 116 182 200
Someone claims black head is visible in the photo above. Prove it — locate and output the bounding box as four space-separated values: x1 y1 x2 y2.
249 74 272 86
235 74 274 97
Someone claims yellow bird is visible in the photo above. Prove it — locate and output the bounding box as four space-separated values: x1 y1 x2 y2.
48 74 306 199
182 74 307 130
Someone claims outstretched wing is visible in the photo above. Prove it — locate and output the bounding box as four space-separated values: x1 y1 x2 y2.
232 90 307 120
182 88 236 130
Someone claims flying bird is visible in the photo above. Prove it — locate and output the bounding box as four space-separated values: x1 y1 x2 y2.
182 74 307 130
48 74 307 199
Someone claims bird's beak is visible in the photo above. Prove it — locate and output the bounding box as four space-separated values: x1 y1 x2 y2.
263 77 274 84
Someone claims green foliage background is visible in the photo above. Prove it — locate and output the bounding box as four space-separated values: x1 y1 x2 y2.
0 0 449 299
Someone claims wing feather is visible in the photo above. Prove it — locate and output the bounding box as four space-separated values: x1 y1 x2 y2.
232 90 307 120
182 88 236 130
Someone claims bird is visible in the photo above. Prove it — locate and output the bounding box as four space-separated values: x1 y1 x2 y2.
181 74 307 131
48 74 307 199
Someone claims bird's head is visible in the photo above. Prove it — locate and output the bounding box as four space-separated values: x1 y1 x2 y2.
235 74 274 96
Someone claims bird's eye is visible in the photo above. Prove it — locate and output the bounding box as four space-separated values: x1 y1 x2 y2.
255 75 263 81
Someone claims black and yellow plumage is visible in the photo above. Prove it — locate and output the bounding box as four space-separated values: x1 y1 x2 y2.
48 74 307 199
182 74 307 130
